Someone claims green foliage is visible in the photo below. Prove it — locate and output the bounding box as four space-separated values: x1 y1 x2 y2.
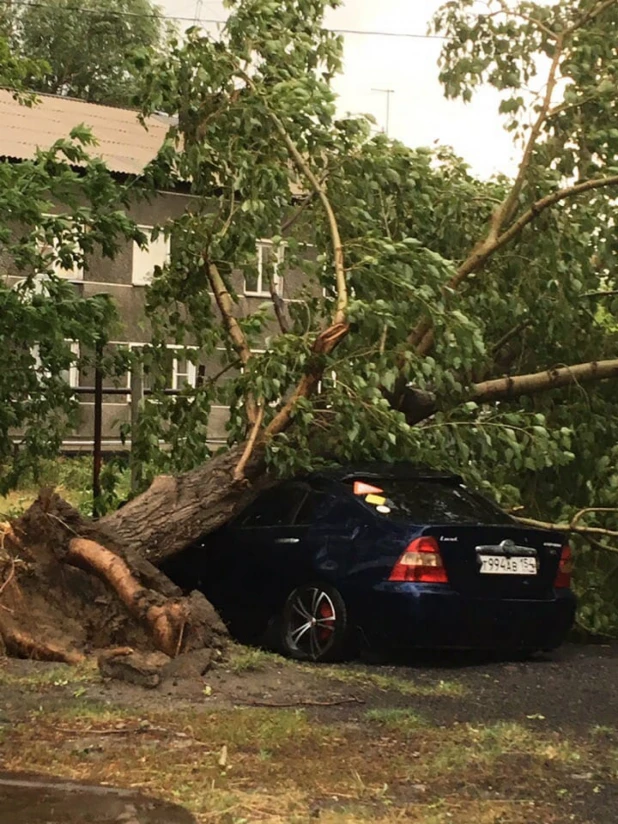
0 105 146 491
5 0 172 106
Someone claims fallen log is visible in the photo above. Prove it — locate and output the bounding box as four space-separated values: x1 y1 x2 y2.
98 442 267 565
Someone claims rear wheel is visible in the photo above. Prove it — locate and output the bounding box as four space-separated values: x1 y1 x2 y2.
280 583 350 662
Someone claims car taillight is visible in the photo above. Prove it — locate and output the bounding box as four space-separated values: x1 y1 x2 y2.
554 545 573 588
388 537 448 584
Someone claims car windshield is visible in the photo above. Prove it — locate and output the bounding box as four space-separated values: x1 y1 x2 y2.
347 479 513 525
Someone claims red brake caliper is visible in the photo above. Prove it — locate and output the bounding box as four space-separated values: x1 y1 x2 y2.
318 601 334 641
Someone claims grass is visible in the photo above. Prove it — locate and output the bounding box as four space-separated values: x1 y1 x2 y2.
364 707 430 731
226 644 288 674
0 659 99 691
317 664 468 698
0 456 94 518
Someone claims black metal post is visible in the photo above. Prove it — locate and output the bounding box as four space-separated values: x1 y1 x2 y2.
92 342 103 517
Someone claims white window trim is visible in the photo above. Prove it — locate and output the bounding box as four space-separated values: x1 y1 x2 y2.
317 370 338 395
132 225 170 287
65 340 80 389
168 344 198 391
244 239 286 298
120 343 199 401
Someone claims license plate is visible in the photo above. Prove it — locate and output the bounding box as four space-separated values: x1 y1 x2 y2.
480 555 537 575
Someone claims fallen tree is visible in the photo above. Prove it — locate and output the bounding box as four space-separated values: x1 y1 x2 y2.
3 0 618 661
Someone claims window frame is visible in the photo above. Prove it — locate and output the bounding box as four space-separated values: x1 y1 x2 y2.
244 239 286 298
132 224 170 287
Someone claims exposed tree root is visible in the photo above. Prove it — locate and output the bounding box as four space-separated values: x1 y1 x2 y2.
0 491 229 667
0 617 84 664
66 538 190 658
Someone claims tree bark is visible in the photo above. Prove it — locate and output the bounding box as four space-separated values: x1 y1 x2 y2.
99 442 267 565
473 358 618 403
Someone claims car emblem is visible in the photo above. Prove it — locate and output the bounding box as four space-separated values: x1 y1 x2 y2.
500 539 516 555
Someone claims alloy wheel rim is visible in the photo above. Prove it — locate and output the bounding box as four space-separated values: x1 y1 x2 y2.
287 587 336 659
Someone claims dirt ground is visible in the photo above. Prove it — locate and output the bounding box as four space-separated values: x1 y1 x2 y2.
0 642 617 823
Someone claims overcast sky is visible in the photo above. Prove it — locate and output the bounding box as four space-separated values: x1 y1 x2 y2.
159 0 519 179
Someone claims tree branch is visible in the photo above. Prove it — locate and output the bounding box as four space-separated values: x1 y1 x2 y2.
236 69 347 326
264 112 347 326
491 320 532 355
566 0 618 35
412 174 618 356
515 515 618 541
473 358 618 402
205 260 258 424
581 289 618 299
281 191 318 235
233 403 265 483
486 175 618 261
267 271 290 335
398 358 618 425
265 322 349 436
570 507 618 529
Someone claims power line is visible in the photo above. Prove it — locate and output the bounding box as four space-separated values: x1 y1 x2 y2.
1 0 447 39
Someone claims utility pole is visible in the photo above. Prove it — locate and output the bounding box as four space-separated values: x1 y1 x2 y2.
194 0 203 23
371 88 395 137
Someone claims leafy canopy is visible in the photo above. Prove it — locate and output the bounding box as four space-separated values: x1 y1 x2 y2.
5 0 172 106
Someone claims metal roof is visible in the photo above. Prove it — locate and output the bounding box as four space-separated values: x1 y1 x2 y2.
0 89 172 175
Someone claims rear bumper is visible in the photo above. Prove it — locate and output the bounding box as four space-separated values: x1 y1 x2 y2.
361 582 577 650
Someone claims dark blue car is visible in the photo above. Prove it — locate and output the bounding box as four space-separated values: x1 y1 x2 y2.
166 464 576 662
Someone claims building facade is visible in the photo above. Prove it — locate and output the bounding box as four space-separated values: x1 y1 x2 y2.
0 90 311 451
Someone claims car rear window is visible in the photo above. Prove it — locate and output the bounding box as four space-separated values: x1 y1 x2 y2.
347 479 513 525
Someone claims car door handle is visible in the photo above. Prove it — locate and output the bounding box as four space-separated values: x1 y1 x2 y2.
274 537 300 545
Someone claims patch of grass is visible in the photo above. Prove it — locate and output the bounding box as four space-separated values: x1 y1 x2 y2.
364 707 430 731
318 665 468 698
41 701 133 724
0 660 99 691
473 720 581 764
421 720 583 778
591 724 616 739
0 457 111 518
195 707 314 749
226 644 288 674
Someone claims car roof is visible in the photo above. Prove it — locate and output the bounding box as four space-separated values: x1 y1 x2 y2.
307 462 462 484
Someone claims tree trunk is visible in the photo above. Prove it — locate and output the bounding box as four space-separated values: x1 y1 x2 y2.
99 442 267 565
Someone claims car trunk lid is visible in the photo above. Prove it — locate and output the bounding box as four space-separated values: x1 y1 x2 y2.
422 524 565 599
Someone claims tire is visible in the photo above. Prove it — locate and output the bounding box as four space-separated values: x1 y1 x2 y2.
280 582 350 663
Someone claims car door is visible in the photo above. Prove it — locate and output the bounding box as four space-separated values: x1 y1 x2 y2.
259 485 334 606
228 483 311 620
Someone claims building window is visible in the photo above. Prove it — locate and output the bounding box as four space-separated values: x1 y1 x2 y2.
132 226 170 286
244 239 285 297
37 217 85 281
122 344 198 400
170 348 198 390
61 340 80 388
